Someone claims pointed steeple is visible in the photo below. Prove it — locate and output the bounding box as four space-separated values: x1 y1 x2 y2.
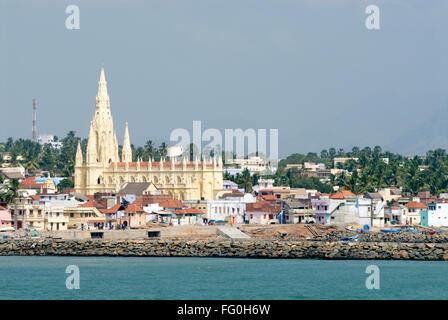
86 121 98 164
122 122 132 162
97 65 109 99
75 141 83 166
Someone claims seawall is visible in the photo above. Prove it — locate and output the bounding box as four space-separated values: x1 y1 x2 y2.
1 239 448 260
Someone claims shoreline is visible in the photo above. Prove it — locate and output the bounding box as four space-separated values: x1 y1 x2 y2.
1 239 448 260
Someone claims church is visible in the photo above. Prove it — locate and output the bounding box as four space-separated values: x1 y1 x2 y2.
74 66 223 200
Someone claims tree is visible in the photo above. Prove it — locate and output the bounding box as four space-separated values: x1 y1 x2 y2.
3 179 20 204
240 168 253 193
144 140 154 159
57 178 74 192
158 142 167 160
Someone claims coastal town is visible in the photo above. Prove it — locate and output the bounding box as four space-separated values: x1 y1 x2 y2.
0 66 447 242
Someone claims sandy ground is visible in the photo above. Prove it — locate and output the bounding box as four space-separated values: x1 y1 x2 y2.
238 224 338 240
1 224 342 240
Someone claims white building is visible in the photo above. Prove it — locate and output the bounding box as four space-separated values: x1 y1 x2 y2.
207 193 256 224
252 178 274 193
225 156 276 175
328 198 385 228
38 134 63 149
427 203 448 227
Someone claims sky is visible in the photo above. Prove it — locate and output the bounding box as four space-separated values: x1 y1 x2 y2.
0 0 447 157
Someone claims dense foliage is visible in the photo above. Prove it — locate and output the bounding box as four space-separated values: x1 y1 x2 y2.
0 132 169 177
2 136 448 197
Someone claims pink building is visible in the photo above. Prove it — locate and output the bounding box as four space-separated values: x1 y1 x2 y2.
0 206 13 228
245 200 281 224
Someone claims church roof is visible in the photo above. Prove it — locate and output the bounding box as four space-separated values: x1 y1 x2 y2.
109 161 214 168
118 182 155 195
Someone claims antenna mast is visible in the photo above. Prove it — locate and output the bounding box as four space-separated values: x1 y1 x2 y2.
32 98 37 142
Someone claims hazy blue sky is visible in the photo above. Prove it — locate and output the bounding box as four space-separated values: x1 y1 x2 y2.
1 0 447 157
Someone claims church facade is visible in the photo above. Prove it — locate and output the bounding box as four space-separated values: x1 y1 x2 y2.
74 67 223 200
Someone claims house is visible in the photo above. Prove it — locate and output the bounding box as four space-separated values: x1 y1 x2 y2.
378 187 401 203
225 156 274 175
0 167 26 180
284 199 313 224
206 198 248 225
426 202 448 227
64 200 106 230
311 198 330 224
403 201 427 225
252 179 274 193
330 190 356 200
19 176 67 194
8 197 46 230
222 180 239 190
416 191 436 205
0 206 12 229
328 197 385 227
384 202 402 225
45 206 69 231
246 200 281 224
172 208 206 225
123 203 146 228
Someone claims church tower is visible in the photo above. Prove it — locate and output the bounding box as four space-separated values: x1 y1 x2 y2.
75 65 121 194
88 65 119 165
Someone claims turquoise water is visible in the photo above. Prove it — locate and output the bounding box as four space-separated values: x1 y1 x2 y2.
0 256 447 300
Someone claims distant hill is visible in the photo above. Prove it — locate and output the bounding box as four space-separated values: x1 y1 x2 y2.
385 105 448 156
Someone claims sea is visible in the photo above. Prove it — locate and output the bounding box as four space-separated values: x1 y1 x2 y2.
0 256 446 300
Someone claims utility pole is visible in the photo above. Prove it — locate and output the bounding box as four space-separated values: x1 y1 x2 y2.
370 198 374 227
32 98 37 142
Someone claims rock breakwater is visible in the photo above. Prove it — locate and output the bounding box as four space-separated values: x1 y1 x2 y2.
1 239 448 260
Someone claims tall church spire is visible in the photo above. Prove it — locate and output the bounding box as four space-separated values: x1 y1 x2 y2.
122 122 132 162
97 65 109 100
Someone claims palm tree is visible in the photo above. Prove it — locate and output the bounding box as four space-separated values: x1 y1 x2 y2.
240 168 253 193
5 179 19 204
158 142 167 159
144 140 154 159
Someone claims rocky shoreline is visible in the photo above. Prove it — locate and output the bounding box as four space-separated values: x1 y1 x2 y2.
1 239 448 260
312 230 448 243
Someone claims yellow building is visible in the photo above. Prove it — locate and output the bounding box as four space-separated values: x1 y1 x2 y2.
74 66 223 200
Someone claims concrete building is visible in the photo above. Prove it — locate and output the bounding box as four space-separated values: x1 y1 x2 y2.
246 200 281 224
403 201 427 225
0 206 12 229
328 197 385 228
311 198 330 224
45 206 69 231
222 180 238 190
225 156 275 175
37 134 63 149
284 199 313 224
427 202 448 227
9 197 46 230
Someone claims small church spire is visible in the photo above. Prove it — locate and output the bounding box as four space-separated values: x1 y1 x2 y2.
86 121 98 164
75 141 83 166
122 122 132 163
